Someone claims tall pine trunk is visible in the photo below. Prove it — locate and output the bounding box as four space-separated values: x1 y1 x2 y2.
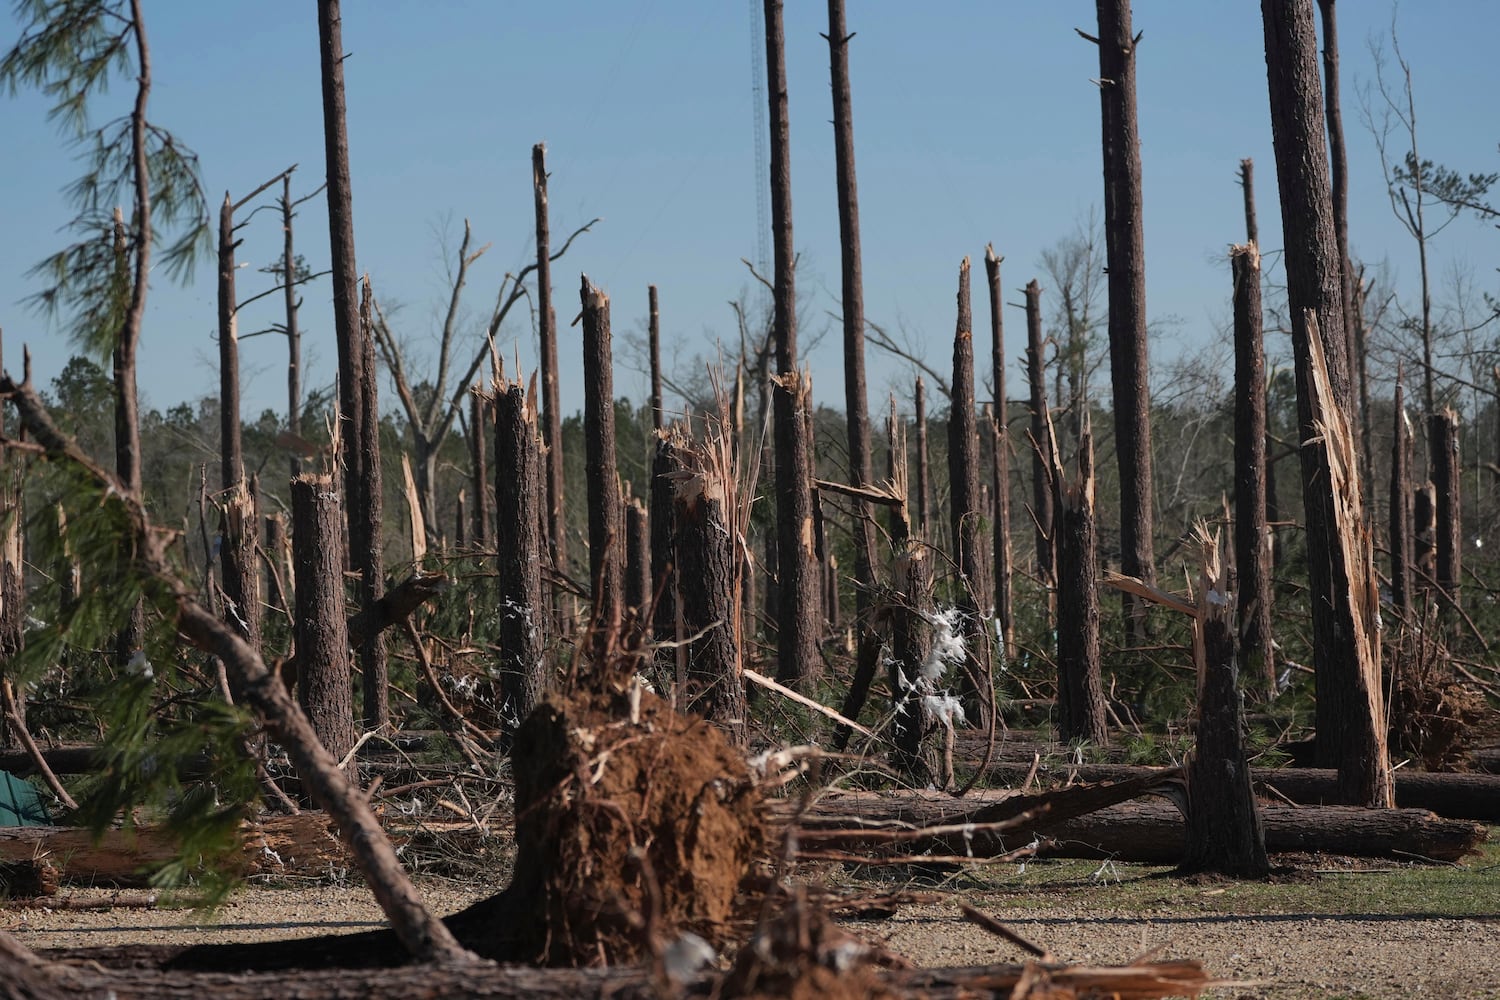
580 277 624 651
1025 280 1054 595
985 245 1014 659
533 144 569 615
493 380 545 743
1232 244 1274 695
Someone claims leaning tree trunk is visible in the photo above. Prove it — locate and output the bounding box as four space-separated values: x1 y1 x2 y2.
1262 0 1391 806
1182 539 1269 877
533 143 568 620
1429 408 1461 613
1051 416 1107 747
1389 373 1414 619
1025 280 1055 596
1231 244 1274 695
1091 0 1157 640
947 258 993 731
291 474 358 773
579 277 624 651
827 0 883 749
672 441 747 746
493 380 545 745
764 0 819 689
985 245 1014 660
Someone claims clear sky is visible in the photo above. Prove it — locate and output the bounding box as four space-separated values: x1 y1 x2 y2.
2 1 1497 428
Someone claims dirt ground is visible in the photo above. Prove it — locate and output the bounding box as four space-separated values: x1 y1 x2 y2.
6 878 1497 999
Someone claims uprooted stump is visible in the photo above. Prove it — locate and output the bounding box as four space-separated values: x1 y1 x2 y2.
453 682 766 964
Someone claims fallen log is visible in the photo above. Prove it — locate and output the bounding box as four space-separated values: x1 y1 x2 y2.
0 813 346 886
982 761 1500 822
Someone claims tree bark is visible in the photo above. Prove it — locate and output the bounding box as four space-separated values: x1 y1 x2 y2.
984 246 1014 660
579 276 623 649
1389 374 1414 618
1413 480 1436 585
649 433 681 697
1239 158 1259 245
493 381 545 743
1262 0 1390 805
1052 418 1106 746
216 192 243 492
1025 280 1054 594
672 445 746 745
947 258 993 730
291 474 357 772
469 390 490 549
764 0 818 689
624 492 650 633
1316 0 1357 379
914 376 931 537
1231 244 1274 694
647 285 663 432
826 0 882 749
280 173 304 482
1429 409 1461 611
1092 0 1157 636
533 143 568 608
263 512 289 623
355 282 388 729
219 482 260 655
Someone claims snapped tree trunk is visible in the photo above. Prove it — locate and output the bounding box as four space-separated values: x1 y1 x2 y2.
883 415 937 785
1262 0 1391 806
1429 409 1461 612
648 285 664 432
493 380 545 744
579 276 624 649
914 376 931 537
985 245 1014 660
826 0 882 750
1025 280 1055 595
280 173 304 483
533 143 568 612
764 0 818 690
219 483 261 655
355 282 388 729
469 389 490 549
1231 244 1274 694
624 491 650 635
1051 416 1106 746
217 192 244 493
649 433 681 698
1091 0 1157 638
947 257 993 730
1316 0 1357 380
291 474 357 772
1389 374 1414 619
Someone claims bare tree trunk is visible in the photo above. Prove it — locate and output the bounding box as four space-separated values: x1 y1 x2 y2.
649 434 681 695
533 144 568 608
0 345 23 749
648 285 663 433
1240 158 1259 245
985 245 1014 660
281 174 304 482
220 483 261 655
1262 0 1391 806
217 192 244 492
1413 481 1437 586
764 0 818 689
1052 417 1106 746
264 512 289 624
1182 546 1269 877
291 474 357 771
1090 0 1157 639
1025 280 1055 594
624 492 650 631
826 0 882 747
882 414 936 784
579 277 623 650
469 389 490 549
1317 0 1357 379
1231 244 1275 695
914 377 931 538
356 283 387 729
947 258 993 731
1429 409 1461 611
1389 374 1414 619
494 381 545 743
673 445 746 745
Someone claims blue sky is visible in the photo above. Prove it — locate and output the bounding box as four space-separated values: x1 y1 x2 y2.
3 2 1497 427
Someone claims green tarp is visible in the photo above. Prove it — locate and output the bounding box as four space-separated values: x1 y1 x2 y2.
0 770 50 827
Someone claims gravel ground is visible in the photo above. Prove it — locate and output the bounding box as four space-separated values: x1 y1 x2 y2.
7 882 1499 998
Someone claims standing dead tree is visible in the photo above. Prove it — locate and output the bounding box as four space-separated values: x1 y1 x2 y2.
1231 243 1275 695
1317 0 1357 378
1082 0 1158 639
580 276 624 651
369 216 595 550
1262 0 1392 806
1025 280 1055 599
290 474 356 773
1389 371 1414 619
492 377 545 745
1429 408 1461 611
534 143 569 609
1050 413 1107 747
947 258 994 731
984 246 1014 659
763 0 819 689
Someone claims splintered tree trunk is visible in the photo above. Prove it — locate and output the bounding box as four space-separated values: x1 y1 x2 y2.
219 483 261 654
1316 0 1357 379
263 513 289 623
985 245 1014 659
217 192 244 492
624 494 650 631
1389 374 1414 618
291 474 357 772
764 0 819 689
1092 0 1157 636
649 433 681 694
469 389 491 548
1183 546 1269 877
1052 417 1106 746
672 446 747 746
827 0 883 749
914 377 931 537
1262 0 1390 806
1231 244 1274 694
579 277 624 647
947 258 993 730
355 284 388 729
885 415 936 784
1025 280 1055 593
493 381 545 742
0 379 22 749
1240 158 1259 245
533 144 568 614
648 285 664 432
281 173 304 483
1413 481 1437 586
1429 409 1461 610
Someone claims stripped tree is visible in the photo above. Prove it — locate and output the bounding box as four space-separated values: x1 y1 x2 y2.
1231 243 1275 694
1389 371 1414 619
1025 280 1055 598
1051 413 1107 746
493 377 545 743
579 276 624 650
534 143 569 606
985 245 1014 658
